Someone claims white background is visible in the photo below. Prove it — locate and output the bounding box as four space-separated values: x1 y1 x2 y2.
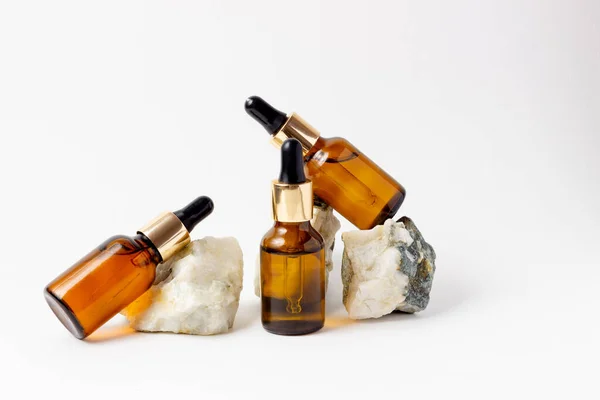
1 1 598 399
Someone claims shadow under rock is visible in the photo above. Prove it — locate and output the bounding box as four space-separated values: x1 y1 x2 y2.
417 261 474 318
88 300 260 342
326 250 475 325
325 243 346 315
232 299 260 332
325 276 346 315
355 310 420 326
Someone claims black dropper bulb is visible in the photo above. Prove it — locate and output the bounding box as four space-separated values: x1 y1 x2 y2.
174 196 214 232
279 139 306 184
245 96 288 135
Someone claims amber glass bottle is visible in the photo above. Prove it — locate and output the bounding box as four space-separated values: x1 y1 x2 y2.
261 221 325 335
260 139 325 335
245 96 406 229
45 234 160 339
44 196 214 339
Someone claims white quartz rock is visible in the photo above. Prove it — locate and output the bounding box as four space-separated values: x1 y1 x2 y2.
253 254 261 297
341 217 436 319
312 203 342 287
254 203 341 297
122 237 243 335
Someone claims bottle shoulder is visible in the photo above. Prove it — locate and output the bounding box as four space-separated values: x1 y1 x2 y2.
98 234 160 261
321 136 350 147
261 222 324 254
99 234 138 251
308 136 359 163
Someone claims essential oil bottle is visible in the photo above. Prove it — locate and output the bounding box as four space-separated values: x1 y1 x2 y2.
260 138 326 335
245 96 406 230
44 196 214 339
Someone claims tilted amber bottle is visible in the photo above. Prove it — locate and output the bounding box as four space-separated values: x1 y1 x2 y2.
245 96 406 229
44 196 214 339
261 138 326 335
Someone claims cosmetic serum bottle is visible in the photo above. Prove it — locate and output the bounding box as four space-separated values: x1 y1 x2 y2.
260 138 326 335
245 96 406 230
44 196 214 339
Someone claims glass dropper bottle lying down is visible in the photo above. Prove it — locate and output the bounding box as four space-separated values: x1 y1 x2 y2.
260 138 326 335
245 96 406 230
44 196 214 340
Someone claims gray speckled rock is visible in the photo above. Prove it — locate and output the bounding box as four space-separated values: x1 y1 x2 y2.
341 217 436 319
254 202 341 297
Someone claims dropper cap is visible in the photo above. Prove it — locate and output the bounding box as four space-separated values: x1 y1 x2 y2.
174 196 214 232
139 196 214 262
245 96 288 135
272 139 313 222
244 96 321 154
279 138 307 184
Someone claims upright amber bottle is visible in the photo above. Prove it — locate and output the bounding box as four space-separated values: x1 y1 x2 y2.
245 96 406 229
44 196 214 339
261 138 326 335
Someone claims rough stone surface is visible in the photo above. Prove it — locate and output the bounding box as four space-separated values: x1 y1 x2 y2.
341 217 436 319
122 237 243 335
311 202 342 287
254 203 341 297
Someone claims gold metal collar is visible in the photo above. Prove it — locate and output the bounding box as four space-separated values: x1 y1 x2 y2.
271 113 320 155
271 180 313 222
138 212 189 262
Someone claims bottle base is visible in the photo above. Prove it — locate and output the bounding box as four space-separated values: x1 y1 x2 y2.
44 287 86 340
371 189 406 228
262 320 324 336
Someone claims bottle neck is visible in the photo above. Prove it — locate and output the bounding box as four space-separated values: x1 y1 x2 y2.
274 221 311 230
137 212 190 263
132 233 163 264
305 136 326 159
264 220 322 255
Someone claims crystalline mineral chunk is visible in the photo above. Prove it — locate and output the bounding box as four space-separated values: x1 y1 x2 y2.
122 237 243 335
341 217 436 319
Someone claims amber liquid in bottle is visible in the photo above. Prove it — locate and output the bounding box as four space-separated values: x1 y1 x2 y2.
305 137 405 230
44 234 160 339
244 97 406 230
261 221 325 335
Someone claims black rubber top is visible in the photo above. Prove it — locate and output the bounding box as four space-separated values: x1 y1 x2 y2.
174 196 214 232
279 139 306 184
244 96 288 135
